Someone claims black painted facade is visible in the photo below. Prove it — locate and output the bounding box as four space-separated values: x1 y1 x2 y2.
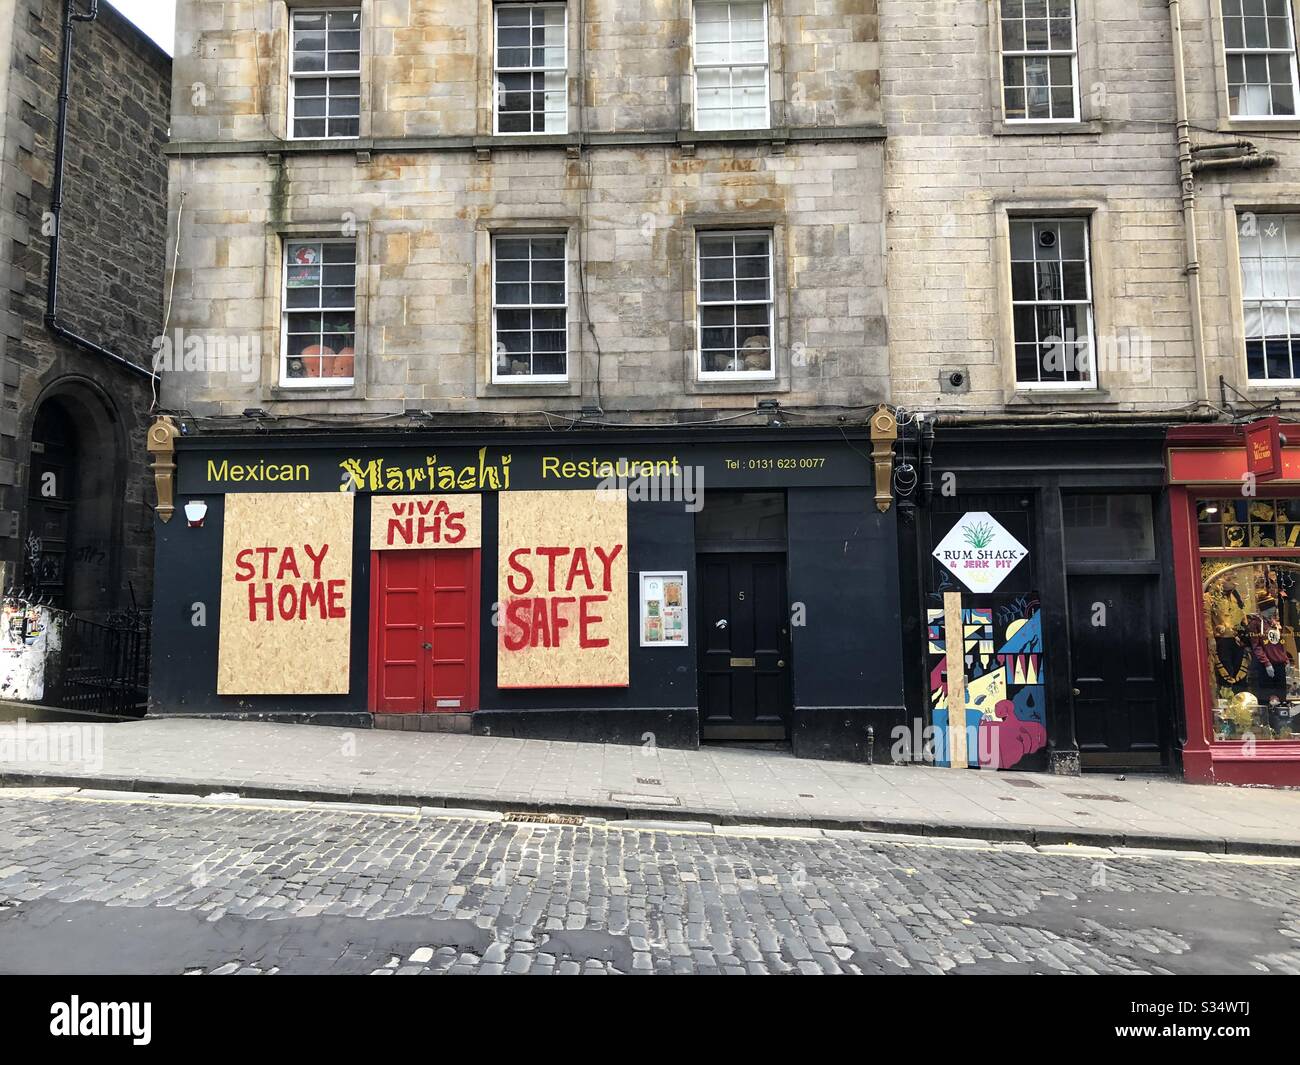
150 426 906 761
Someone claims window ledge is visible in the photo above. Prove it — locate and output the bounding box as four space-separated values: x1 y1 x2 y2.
267 385 364 402
993 119 1103 137
1219 118 1300 134
476 380 581 400
686 377 790 396
1005 387 1112 406
1244 380 1300 390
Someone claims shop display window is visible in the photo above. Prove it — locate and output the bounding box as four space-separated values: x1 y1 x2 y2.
1203 557 1300 741
1197 497 1300 550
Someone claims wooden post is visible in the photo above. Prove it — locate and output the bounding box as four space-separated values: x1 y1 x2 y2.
944 590 968 769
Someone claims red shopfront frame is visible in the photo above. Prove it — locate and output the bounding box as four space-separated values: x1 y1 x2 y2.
1169 424 1300 785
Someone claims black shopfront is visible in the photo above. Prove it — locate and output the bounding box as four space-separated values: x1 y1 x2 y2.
895 422 1182 775
149 426 908 762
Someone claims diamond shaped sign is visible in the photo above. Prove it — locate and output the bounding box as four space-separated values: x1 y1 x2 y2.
932 511 1029 594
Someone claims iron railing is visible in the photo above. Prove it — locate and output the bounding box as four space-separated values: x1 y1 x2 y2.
46 612 151 717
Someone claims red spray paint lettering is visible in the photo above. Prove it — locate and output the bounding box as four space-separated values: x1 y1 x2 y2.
235 543 347 621
384 499 467 548
502 544 623 651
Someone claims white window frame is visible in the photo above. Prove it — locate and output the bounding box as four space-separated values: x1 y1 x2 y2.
1009 217 1097 391
288 7 362 141
1222 0 1300 119
1239 211 1300 385
491 233 570 384
692 0 771 132
998 0 1081 124
493 2 569 135
696 229 776 381
279 238 357 389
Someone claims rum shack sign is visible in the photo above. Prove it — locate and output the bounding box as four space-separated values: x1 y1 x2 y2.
497 490 629 689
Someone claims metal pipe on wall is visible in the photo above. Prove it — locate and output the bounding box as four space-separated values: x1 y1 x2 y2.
1168 0 1209 409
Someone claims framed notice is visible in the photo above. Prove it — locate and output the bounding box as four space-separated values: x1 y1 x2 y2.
640 571 688 648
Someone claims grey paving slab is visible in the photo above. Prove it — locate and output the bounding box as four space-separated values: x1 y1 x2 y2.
0 717 1299 853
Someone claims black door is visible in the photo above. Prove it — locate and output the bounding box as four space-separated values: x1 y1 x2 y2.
26 403 76 606
1068 573 1168 768
699 553 791 740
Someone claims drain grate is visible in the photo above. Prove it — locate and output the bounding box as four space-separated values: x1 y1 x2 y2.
636 777 662 786
1003 777 1044 789
1065 793 1129 804
504 811 585 825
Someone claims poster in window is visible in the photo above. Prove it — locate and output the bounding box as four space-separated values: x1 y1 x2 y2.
641 571 688 648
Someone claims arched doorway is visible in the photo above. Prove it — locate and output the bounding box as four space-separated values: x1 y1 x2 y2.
23 382 124 615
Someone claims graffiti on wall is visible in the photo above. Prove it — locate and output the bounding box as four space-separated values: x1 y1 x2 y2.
927 597 1047 770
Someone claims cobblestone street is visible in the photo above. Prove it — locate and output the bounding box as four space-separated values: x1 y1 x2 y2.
1 788 1298 975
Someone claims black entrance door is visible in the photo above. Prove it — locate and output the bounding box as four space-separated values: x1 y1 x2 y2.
1068 573 1168 768
699 553 791 740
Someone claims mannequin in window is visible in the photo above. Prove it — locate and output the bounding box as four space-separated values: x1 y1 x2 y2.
1246 594 1292 706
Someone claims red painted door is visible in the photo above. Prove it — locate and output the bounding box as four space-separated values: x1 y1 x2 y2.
371 549 479 714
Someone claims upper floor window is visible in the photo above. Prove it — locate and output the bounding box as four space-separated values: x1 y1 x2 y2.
495 3 568 134
1224 0 1299 118
1010 217 1095 389
493 234 568 382
698 231 773 378
290 9 361 139
282 241 357 387
1239 212 1300 382
693 1 769 131
999 0 1078 122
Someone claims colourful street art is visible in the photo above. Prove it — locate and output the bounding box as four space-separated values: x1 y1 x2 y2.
927 597 1047 770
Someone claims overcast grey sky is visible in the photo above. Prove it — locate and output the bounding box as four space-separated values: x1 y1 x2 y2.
112 0 174 55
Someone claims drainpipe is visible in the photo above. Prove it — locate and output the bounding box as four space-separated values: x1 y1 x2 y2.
933 409 1218 428
1169 0 1209 409
46 0 157 383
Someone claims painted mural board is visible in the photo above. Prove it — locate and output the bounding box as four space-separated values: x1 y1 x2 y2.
217 493 353 695
927 598 1047 770
932 511 1029 594
497 490 629 689
369 494 482 552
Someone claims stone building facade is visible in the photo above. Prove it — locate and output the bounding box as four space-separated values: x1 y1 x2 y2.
152 0 905 760
0 0 169 617
164 0 889 417
153 0 1300 783
881 0 1300 784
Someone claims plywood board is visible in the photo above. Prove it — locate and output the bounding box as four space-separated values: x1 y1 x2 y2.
497 490 629 689
944 590 968 769
217 493 354 695
370 494 482 551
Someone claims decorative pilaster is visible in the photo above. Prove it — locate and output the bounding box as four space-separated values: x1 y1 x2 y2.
869 406 899 514
146 416 181 523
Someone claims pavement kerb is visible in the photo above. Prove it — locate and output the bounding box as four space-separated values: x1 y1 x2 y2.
1 768 1292 858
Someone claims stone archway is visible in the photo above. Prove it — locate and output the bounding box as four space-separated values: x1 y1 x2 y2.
23 378 125 616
